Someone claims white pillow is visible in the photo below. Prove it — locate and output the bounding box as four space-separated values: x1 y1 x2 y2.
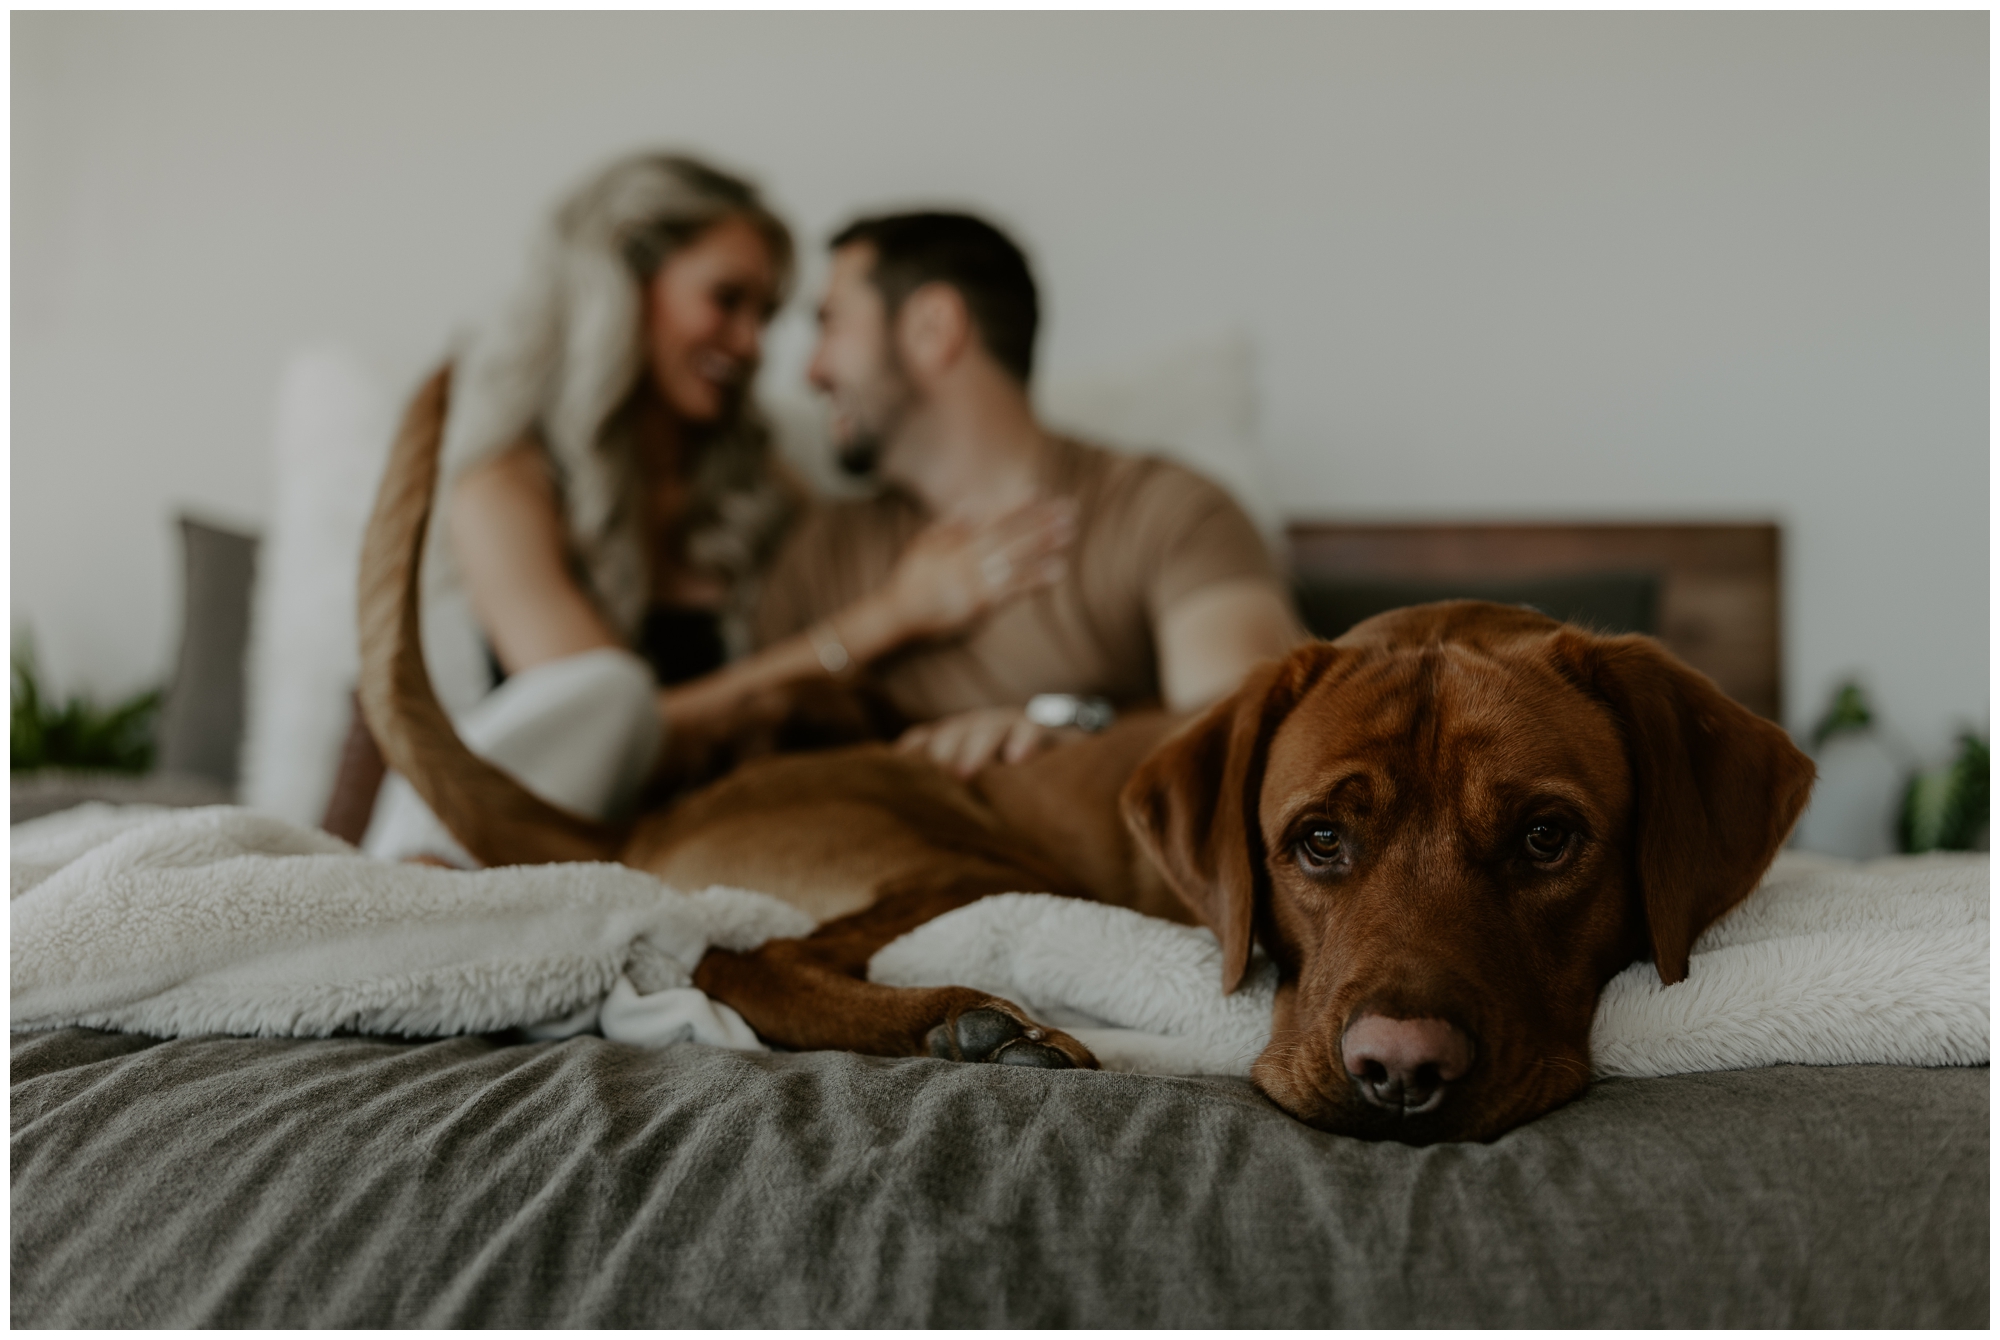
1039 330 1281 550
238 347 394 828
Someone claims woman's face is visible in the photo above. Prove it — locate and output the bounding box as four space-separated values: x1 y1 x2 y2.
643 213 781 425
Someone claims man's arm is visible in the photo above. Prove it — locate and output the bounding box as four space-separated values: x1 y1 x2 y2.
1154 576 1303 712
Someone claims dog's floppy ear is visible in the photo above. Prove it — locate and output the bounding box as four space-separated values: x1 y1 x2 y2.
1121 647 1334 993
1555 631 1816 986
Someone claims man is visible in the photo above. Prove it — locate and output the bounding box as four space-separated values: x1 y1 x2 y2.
756 211 1301 776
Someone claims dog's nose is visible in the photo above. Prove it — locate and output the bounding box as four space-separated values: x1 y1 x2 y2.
1342 1015 1475 1114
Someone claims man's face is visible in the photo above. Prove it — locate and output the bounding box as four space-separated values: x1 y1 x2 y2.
807 243 914 477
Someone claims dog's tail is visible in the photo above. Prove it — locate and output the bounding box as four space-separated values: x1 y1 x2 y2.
355 366 623 866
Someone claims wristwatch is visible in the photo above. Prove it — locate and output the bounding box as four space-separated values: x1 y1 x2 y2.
1025 693 1117 734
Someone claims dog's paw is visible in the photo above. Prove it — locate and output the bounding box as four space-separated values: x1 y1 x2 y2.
925 1002 1098 1070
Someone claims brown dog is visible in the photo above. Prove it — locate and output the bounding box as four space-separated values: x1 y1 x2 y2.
360 370 1815 1142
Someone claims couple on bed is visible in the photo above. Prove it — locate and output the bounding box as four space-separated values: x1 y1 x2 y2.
365 150 1302 864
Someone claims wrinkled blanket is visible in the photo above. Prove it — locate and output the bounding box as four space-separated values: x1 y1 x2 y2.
11 804 1989 1077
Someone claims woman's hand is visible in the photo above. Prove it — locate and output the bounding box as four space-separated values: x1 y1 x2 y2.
875 497 1077 642
896 706 1073 779
646 496 1081 763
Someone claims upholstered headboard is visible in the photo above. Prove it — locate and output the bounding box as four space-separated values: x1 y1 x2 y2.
1286 522 1782 720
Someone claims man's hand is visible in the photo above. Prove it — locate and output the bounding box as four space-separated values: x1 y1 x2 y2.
878 497 1076 641
896 706 1075 779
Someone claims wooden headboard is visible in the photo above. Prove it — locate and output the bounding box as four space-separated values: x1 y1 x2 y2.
1286 522 1783 720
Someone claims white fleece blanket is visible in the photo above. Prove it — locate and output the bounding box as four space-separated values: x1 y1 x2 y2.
11 804 1989 1079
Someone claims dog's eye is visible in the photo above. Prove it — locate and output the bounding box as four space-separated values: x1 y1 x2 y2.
1524 824 1570 863
1297 825 1345 869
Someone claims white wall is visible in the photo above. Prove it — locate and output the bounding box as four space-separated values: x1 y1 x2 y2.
12 12 1987 761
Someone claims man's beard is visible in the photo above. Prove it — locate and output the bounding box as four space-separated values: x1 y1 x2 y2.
832 356 914 480
837 434 883 479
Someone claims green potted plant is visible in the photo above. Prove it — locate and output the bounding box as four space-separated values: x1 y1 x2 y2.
11 637 161 775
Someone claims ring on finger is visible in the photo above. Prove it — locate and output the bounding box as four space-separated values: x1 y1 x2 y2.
980 552 1013 589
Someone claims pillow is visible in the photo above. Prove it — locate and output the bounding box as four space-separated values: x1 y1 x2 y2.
238 348 395 828
155 515 260 788
1038 330 1281 550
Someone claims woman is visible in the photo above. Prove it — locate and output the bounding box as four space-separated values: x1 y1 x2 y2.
364 152 1065 864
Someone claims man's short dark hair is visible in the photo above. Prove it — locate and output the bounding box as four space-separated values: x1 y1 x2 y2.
829 212 1039 384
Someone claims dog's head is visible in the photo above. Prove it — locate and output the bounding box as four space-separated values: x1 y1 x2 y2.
1121 601 1814 1143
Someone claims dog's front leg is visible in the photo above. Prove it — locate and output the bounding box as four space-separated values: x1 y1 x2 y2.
691 885 1098 1069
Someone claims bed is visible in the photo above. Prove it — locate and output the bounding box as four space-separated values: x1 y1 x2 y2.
11 1028 1986 1327
10 518 1989 1327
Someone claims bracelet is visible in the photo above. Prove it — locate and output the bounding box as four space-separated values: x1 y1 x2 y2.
810 621 853 677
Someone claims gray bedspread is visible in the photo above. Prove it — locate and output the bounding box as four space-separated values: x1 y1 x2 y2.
11 1027 1988 1327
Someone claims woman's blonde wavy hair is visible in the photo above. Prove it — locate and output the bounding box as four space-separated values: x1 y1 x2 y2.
427 151 801 705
